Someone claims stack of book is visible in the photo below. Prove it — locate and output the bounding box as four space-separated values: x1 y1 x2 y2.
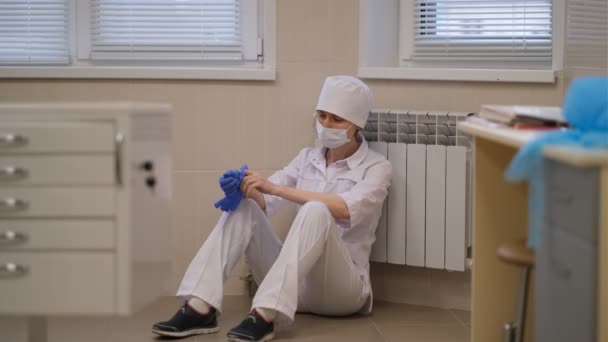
469 105 568 130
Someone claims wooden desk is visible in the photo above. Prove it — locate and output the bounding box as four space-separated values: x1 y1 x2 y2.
458 121 608 342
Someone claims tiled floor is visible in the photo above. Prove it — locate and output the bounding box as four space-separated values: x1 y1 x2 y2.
5 296 471 342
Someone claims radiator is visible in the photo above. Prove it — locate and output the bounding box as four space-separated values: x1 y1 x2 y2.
363 110 473 271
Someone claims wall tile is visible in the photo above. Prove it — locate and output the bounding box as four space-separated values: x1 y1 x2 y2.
168 171 202 291
371 263 434 306
277 0 330 63
429 269 472 310
128 81 205 171
328 0 359 63
195 83 243 171
233 84 272 170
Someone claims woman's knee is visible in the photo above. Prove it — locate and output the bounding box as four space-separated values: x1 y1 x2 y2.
299 201 332 219
227 198 260 217
290 201 333 235
221 198 264 232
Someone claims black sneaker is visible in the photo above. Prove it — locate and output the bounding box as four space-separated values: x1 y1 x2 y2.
226 310 275 342
152 303 219 338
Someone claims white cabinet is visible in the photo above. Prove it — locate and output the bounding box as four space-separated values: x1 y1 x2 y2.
0 103 172 318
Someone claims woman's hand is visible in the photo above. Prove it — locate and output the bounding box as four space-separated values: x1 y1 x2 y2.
241 170 278 198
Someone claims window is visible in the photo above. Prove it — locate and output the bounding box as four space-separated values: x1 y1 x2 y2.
83 0 254 62
359 0 562 82
0 0 276 80
564 0 608 72
0 0 70 65
404 0 552 65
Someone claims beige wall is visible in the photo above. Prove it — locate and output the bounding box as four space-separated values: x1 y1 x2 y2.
0 0 565 309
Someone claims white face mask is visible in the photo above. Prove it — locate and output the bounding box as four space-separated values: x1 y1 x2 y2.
316 120 353 149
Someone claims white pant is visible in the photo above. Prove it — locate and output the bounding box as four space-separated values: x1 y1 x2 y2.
176 199 368 325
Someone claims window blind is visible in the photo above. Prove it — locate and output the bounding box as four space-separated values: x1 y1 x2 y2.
565 0 607 69
412 0 553 62
0 0 70 65
90 0 243 61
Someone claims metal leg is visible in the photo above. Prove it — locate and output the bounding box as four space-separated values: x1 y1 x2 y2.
502 266 531 342
503 322 516 342
514 266 531 342
27 317 47 342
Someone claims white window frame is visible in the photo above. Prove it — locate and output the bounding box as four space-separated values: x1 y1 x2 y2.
0 0 276 80
358 0 564 83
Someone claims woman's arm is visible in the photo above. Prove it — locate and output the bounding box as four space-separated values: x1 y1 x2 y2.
241 170 349 220
245 188 267 211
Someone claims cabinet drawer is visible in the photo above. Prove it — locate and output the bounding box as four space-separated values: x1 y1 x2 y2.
0 220 114 250
0 187 114 217
544 159 599 242
0 121 114 153
536 226 597 342
0 252 115 315
0 155 114 185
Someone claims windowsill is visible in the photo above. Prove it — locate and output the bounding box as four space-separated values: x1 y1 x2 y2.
357 66 557 83
0 65 276 81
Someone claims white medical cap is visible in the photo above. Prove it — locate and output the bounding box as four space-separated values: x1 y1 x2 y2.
316 75 373 128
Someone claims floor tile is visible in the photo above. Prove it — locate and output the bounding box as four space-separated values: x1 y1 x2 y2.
371 300 462 326
278 314 384 342
3 296 472 342
449 309 471 327
376 323 470 342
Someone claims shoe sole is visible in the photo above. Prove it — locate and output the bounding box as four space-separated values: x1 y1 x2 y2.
226 331 275 342
152 326 220 337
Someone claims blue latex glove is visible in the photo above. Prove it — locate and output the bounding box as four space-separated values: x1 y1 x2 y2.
504 76 608 248
214 165 249 212
214 191 243 212
219 169 242 196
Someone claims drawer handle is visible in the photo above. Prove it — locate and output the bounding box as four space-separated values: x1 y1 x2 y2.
0 198 28 212
115 132 124 187
0 262 28 277
0 166 28 180
0 230 28 245
0 133 28 148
